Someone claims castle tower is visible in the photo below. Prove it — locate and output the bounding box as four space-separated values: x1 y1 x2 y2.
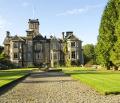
28 19 39 36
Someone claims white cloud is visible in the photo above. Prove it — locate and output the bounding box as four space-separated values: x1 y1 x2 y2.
22 2 30 7
56 4 104 16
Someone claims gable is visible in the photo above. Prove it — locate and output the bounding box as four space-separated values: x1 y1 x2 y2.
67 34 79 41
12 35 25 42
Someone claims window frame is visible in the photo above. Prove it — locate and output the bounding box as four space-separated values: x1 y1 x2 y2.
13 52 18 59
71 51 76 59
71 42 76 47
13 42 18 48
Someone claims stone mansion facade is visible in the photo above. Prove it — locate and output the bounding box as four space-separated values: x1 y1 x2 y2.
3 19 84 67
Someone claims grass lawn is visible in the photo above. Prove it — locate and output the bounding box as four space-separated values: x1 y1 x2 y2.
61 67 120 95
0 68 33 87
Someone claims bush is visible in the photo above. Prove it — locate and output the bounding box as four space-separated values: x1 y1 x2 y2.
0 60 16 69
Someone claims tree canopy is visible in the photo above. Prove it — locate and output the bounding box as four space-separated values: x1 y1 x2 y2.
96 0 120 69
83 44 96 65
0 46 4 54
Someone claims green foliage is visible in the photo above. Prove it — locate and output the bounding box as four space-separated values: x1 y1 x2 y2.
83 44 96 65
0 46 4 54
0 46 5 60
96 0 120 69
0 52 8 61
63 41 71 67
0 52 16 69
110 16 120 67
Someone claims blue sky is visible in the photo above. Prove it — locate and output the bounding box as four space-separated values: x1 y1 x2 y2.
0 0 108 45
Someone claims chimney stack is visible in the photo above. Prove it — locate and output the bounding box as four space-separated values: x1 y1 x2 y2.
6 31 10 37
62 32 65 39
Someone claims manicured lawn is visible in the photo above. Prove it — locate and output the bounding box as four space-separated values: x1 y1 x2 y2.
0 68 33 87
62 67 120 95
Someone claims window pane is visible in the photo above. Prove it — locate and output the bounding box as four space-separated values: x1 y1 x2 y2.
72 51 75 59
13 42 18 48
35 43 42 52
54 53 57 59
71 42 75 47
14 53 18 59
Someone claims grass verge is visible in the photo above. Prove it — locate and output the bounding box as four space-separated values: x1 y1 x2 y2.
61 67 120 95
0 68 33 87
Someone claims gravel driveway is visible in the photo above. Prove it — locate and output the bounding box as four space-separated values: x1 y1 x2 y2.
0 71 120 103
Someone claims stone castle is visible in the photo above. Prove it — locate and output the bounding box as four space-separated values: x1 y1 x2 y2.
3 19 84 67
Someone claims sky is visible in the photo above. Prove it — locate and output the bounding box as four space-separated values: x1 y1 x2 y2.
0 0 108 45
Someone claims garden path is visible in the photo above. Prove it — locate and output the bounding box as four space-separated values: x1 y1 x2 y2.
0 71 120 103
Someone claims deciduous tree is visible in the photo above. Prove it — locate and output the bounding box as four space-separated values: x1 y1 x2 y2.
83 44 96 65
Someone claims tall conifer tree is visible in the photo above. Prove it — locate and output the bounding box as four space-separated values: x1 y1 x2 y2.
96 0 118 69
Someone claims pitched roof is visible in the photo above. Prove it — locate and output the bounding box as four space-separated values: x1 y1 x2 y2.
50 36 57 40
65 33 79 41
33 34 45 40
33 34 50 43
11 35 25 42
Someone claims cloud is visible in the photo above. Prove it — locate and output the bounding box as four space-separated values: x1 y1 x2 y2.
56 4 104 16
22 2 30 7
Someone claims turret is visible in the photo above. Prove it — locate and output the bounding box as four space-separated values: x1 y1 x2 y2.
28 19 39 35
